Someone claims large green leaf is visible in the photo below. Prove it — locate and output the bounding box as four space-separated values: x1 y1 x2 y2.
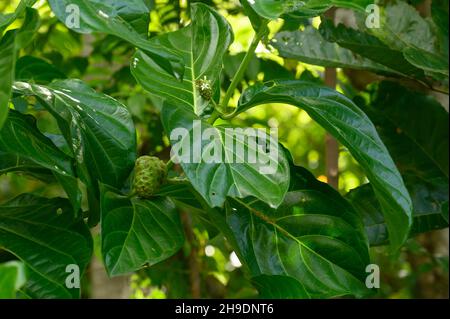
0 151 54 182
272 27 398 75
0 31 16 130
0 261 26 299
13 80 137 191
0 110 74 176
348 184 448 246
161 105 291 209
0 194 92 298
403 47 449 77
248 0 371 20
0 110 81 214
364 82 449 181
237 80 413 251
133 4 289 209
48 0 183 78
373 2 436 53
132 3 233 117
15 56 66 84
225 166 370 298
318 20 424 78
252 275 309 299
350 81 449 245
100 185 185 276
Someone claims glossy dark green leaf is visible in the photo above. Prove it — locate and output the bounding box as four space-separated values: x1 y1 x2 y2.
252 275 309 299
48 0 183 78
226 166 370 298
365 82 449 181
100 185 185 276
0 194 92 298
0 151 54 182
318 20 424 78
161 105 290 209
0 31 16 130
132 3 233 117
238 80 413 251
15 56 66 84
248 0 370 20
348 184 448 246
272 27 398 75
0 110 74 175
403 47 449 77
0 261 26 299
0 110 81 213
13 80 137 191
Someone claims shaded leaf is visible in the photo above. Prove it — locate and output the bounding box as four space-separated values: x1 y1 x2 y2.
48 0 183 78
15 56 66 84
318 20 424 78
252 275 309 299
0 110 81 213
348 184 448 246
13 80 137 191
100 185 184 276
226 166 370 298
350 82 449 246
0 194 92 298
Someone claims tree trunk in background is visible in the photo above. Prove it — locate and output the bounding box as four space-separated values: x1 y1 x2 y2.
409 230 449 298
181 211 201 298
89 256 131 299
87 227 131 299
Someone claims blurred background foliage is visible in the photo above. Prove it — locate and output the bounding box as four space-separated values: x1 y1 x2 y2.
0 0 448 299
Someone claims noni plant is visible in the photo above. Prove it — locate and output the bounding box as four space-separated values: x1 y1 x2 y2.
0 0 448 299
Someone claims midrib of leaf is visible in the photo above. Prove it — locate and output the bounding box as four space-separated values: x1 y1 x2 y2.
234 198 365 287
0 219 79 298
189 40 199 115
107 200 177 274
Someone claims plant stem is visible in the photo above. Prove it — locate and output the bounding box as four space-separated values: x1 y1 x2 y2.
207 109 221 124
220 25 268 112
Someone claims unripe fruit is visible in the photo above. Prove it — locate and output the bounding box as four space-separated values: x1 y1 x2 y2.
195 76 213 101
133 156 167 199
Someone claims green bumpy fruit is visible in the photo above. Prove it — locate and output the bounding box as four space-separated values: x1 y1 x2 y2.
133 156 167 199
